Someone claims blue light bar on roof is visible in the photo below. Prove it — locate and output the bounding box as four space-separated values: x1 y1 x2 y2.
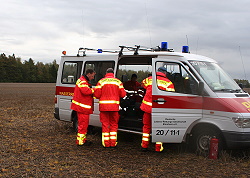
182 46 189 53
97 49 102 53
161 42 168 51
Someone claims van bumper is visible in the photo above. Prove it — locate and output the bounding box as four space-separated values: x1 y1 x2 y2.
54 107 60 120
222 131 250 149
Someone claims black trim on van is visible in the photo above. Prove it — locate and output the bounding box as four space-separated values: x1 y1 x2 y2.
222 131 250 149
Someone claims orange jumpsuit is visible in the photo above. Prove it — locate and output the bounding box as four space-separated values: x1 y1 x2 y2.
140 72 175 152
71 75 94 145
94 73 126 147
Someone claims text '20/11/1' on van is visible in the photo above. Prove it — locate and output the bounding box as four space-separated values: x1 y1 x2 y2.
54 42 250 155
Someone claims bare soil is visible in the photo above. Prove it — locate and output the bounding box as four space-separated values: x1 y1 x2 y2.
1 83 250 177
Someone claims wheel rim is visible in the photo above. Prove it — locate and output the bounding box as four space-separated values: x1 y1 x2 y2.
198 135 211 151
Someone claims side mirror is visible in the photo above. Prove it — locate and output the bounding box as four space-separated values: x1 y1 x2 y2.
198 81 204 96
238 83 243 89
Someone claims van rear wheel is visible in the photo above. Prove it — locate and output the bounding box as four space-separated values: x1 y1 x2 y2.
191 127 223 157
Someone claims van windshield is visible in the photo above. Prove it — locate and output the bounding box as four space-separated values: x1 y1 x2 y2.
189 61 243 93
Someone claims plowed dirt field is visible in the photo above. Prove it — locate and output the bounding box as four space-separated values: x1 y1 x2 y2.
0 83 250 177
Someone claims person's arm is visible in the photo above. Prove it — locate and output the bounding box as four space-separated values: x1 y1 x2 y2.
119 82 127 98
78 80 94 95
93 81 102 99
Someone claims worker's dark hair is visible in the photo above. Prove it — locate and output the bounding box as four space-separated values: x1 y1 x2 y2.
106 68 114 73
131 74 137 78
85 68 95 75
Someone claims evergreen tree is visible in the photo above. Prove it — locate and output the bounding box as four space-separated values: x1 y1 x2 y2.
0 53 59 83
234 79 250 88
0 53 7 82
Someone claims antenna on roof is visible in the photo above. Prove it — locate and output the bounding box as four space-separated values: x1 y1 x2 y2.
239 46 247 80
81 9 85 48
144 1 152 47
186 35 190 53
196 36 199 54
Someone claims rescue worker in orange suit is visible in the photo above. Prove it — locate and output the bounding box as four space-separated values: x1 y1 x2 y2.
71 69 96 146
94 68 126 148
140 67 175 152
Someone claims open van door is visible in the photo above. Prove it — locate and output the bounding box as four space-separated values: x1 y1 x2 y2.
151 57 203 143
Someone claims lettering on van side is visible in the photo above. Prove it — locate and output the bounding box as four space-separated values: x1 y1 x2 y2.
59 92 74 96
156 129 180 136
154 118 186 126
242 101 250 111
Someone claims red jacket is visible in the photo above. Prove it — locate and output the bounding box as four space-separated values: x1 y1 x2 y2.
94 73 126 111
140 72 175 113
71 75 94 114
123 80 141 91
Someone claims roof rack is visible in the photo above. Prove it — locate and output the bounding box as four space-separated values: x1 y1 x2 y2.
118 45 174 56
77 43 174 56
77 47 119 56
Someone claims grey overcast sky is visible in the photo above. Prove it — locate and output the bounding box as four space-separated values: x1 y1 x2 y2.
1 0 250 80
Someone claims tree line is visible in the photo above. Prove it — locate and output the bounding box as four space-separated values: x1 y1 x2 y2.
0 53 58 83
117 69 151 83
1 52 250 86
234 79 250 88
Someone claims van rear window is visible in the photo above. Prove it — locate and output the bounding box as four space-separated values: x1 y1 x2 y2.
84 61 115 86
61 61 83 84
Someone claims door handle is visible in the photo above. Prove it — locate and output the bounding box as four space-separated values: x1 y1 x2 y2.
153 99 167 102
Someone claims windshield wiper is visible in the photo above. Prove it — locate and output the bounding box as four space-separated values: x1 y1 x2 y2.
233 89 242 93
214 89 242 93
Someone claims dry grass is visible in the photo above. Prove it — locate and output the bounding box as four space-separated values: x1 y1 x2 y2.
0 83 250 177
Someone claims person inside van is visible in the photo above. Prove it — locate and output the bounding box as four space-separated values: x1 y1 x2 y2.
123 74 143 104
140 67 175 152
123 74 141 91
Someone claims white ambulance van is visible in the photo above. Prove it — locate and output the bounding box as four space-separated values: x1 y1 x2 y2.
54 42 250 154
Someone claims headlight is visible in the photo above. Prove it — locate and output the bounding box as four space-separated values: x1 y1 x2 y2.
232 117 250 128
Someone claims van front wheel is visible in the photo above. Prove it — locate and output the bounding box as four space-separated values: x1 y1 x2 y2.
191 127 223 156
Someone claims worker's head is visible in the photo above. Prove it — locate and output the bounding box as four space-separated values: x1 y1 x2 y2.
85 68 96 80
131 74 137 81
106 68 114 74
158 67 168 74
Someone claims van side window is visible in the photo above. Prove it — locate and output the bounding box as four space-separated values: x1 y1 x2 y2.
156 62 198 95
84 61 115 86
61 61 82 84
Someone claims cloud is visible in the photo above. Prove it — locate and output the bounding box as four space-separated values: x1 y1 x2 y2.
0 0 250 80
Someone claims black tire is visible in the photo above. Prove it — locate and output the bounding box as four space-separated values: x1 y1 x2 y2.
191 127 223 157
73 114 78 133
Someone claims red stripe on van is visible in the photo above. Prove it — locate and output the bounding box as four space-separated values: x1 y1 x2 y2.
204 97 250 113
152 95 250 113
56 86 75 96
